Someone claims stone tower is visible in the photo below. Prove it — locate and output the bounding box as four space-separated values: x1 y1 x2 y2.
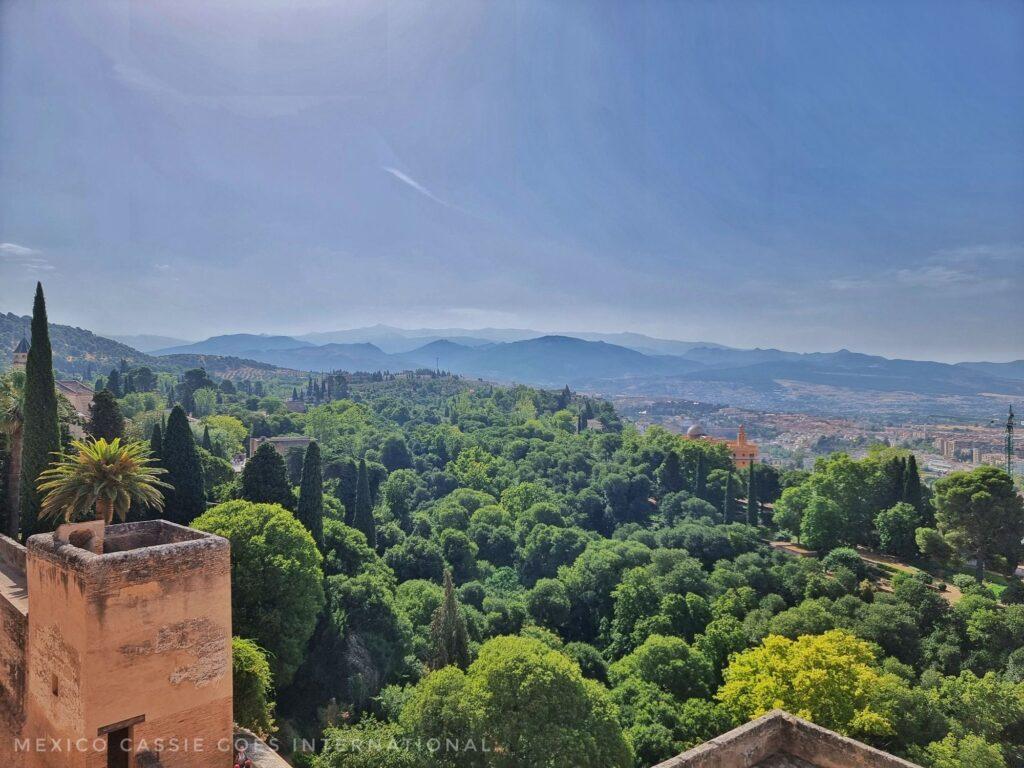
12 337 29 372
8 520 233 768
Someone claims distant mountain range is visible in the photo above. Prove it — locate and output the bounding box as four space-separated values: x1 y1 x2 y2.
289 325 732 356
106 334 193 353
5 313 1022 418
145 327 1024 401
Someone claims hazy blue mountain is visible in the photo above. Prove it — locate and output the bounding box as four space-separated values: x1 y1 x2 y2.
107 334 194 352
154 334 313 356
400 339 493 371
678 346 804 368
676 349 1024 396
402 335 703 385
145 326 1024 398
296 324 725 356
246 342 395 372
956 360 1024 381
567 332 731 356
296 324 538 349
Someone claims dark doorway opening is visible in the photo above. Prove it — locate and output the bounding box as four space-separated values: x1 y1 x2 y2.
107 726 131 768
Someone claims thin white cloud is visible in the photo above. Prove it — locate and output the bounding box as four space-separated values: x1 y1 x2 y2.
382 166 460 211
894 265 973 289
0 242 55 272
827 242 1022 297
828 277 873 291
933 242 1024 264
0 242 37 257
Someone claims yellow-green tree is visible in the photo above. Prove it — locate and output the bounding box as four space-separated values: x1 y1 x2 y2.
402 635 633 768
717 629 896 738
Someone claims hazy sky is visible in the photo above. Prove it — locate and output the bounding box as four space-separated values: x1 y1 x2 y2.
1 1 1022 362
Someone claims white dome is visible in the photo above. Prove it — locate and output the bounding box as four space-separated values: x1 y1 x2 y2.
686 423 705 438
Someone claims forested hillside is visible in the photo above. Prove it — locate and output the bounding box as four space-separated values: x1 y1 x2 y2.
112 371 1020 768
9 357 1023 768
1 311 154 376
0 312 300 380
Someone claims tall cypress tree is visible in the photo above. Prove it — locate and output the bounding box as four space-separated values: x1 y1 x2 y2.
746 462 759 526
332 457 358 525
150 422 163 457
106 368 122 398
241 443 294 510
657 451 685 494
694 453 707 500
87 389 125 441
352 458 376 548
201 425 213 452
429 569 470 670
903 454 923 513
722 472 735 522
297 441 324 551
19 283 61 540
161 405 206 524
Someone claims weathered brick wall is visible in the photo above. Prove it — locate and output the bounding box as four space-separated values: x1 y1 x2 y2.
0 534 27 728
0 596 26 719
24 522 232 768
0 533 26 572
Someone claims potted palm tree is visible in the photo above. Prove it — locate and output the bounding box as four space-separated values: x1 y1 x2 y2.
37 437 170 525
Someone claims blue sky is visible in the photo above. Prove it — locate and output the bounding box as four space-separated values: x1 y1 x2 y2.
1 0 1022 361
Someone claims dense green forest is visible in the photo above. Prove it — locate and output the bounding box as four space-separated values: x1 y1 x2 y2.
4 350 1024 768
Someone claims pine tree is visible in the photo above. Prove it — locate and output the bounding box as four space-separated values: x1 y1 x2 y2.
241 443 294 510
352 458 376 548
161 405 206 524
746 462 758 526
429 569 470 670
87 389 125 441
18 283 61 540
106 368 122 398
297 441 325 551
201 425 213 452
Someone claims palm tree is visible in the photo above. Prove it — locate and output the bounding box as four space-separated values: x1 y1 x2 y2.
0 371 26 537
37 437 171 525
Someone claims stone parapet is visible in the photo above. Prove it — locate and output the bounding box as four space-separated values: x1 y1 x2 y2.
652 710 922 768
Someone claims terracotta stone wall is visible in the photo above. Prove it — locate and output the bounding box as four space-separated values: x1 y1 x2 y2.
23 522 233 768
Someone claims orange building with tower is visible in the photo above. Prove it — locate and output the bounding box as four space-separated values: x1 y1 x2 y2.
685 423 759 468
